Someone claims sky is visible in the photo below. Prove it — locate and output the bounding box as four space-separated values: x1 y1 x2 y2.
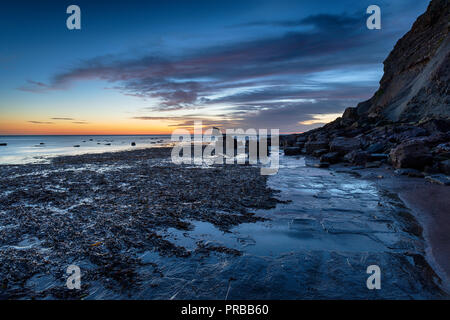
0 0 430 134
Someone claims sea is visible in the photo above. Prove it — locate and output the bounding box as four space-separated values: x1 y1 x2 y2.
0 135 173 164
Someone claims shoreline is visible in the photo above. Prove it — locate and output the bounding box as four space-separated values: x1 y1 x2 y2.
0 147 448 298
325 162 450 293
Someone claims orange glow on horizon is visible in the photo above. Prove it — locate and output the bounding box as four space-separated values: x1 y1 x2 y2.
0 120 178 135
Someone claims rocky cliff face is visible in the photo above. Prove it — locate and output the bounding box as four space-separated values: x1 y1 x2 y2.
281 0 450 183
357 0 449 122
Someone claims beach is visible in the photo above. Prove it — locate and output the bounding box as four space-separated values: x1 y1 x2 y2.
0 146 448 299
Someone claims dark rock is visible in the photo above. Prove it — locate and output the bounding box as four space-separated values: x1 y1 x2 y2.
389 140 433 170
365 142 385 153
304 140 329 154
314 162 330 168
320 152 341 164
329 137 360 155
284 147 302 156
312 149 328 157
394 168 425 177
420 118 450 133
365 161 381 168
131 142 136 146
295 142 305 149
425 175 450 186
73 145 80 148
434 142 450 154
368 153 389 161
344 151 369 165
424 163 441 174
281 135 298 147
0 143 7 146
439 160 450 175
342 107 358 120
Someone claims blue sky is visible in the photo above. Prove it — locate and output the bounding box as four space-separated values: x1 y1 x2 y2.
0 0 430 134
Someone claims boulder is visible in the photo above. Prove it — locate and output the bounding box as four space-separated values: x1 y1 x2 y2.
312 149 328 157
439 160 450 175
344 151 369 165
365 142 385 153
320 152 341 164
304 140 329 154
314 162 330 168
425 175 450 186
131 142 136 146
330 137 361 155
342 107 358 120
368 153 389 161
394 168 424 178
284 147 302 156
389 140 432 169
365 161 381 168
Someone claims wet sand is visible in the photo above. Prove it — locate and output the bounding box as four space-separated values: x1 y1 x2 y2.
332 164 450 293
381 175 450 290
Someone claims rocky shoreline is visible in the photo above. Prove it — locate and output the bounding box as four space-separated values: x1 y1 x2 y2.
281 117 450 185
281 0 449 185
0 147 281 299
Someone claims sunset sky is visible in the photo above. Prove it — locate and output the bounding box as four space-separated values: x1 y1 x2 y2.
0 0 429 135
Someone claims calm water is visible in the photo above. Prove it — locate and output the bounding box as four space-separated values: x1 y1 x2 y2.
0 135 172 164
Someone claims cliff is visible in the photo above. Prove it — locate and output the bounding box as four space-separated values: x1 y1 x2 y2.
357 0 449 122
281 0 450 183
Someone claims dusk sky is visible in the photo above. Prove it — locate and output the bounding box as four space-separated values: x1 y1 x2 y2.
0 0 430 134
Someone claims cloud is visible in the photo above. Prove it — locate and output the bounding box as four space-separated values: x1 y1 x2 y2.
71 121 89 124
51 117 75 120
28 121 54 124
19 80 52 93
21 11 401 130
230 13 361 30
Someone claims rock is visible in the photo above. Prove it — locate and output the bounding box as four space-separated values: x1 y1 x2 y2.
73 145 80 148
320 152 341 164
281 135 298 147
425 175 450 186
284 147 302 156
312 149 328 157
368 153 389 161
39 142 45 145
304 140 329 154
296 136 307 143
394 168 425 178
365 142 385 153
439 160 450 175
436 152 450 161
131 142 136 146
434 142 450 154
0 143 7 146
330 137 360 155
105 143 111 146
365 161 381 168
420 118 450 133
342 107 358 120
314 162 330 168
344 151 368 165
389 140 432 170
295 142 305 149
